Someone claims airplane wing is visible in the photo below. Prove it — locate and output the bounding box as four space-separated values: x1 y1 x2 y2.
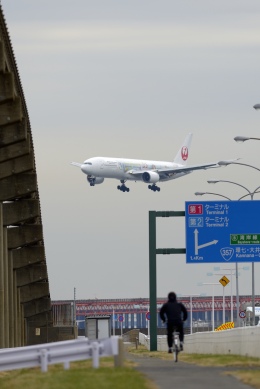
71 162 82 168
159 162 220 174
128 162 220 178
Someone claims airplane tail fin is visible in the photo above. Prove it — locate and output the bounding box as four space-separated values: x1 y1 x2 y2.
173 133 193 165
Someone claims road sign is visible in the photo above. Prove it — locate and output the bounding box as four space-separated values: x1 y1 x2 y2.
146 311 150 321
185 200 260 263
219 275 230 287
118 315 124 322
239 311 246 319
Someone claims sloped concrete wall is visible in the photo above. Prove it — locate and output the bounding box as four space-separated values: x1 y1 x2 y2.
140 326 260 358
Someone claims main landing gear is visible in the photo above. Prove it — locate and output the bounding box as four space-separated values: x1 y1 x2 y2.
117 180 130 192
148 184 160 192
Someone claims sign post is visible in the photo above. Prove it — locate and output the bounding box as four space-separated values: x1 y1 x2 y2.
219 276 229 324
186 200 260 327
149 211 185 351
118 315 124 336
146 311 150 337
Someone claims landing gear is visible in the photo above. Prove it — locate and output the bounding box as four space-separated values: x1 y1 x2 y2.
117 180 130 192
148 184 160 192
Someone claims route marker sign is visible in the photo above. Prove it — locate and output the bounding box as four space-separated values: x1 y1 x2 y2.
185 200 260 263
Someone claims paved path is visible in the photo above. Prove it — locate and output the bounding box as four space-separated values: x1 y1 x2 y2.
127 352 253 389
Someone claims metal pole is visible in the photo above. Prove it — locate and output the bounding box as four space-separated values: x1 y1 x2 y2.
223 286 225 324
231 271 233 323
74 287 76 327
212 285 214 331
149 211 157 351
0 204 4 348
235 263 239 327
190 296 193 334
113 308 115 336
3 228 9 347
252 262 255 325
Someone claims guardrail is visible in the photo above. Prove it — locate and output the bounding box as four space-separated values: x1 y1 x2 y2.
0 336 120 372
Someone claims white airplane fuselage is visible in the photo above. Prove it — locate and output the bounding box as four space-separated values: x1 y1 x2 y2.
81 157 188 182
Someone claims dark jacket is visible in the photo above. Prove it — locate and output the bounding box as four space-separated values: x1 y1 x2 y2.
160 296 188 324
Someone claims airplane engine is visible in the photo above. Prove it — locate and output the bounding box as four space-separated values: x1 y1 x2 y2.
142 171 160 184
87 175 104 185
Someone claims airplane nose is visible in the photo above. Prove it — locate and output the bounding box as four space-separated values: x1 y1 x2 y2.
81 164 89 174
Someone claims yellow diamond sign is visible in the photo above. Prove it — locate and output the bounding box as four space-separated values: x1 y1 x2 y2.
219 275 230 287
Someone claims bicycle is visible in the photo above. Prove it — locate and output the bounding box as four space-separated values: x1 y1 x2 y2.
172 327 180 362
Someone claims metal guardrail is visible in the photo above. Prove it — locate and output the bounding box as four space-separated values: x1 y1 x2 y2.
0 336 120 372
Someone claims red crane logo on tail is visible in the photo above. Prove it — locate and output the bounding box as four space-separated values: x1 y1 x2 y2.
181 146 188 161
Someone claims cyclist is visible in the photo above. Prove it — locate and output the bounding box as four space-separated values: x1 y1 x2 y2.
160 291 188 353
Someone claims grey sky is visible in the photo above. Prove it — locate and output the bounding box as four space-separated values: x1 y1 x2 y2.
3 1 260 301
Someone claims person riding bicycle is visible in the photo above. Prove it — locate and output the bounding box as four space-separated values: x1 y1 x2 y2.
160 291 188 353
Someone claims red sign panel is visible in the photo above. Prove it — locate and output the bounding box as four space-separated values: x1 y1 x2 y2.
188 204 203 215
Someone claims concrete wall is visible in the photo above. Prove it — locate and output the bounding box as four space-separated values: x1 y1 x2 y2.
140 327 260 358
27 326 77 345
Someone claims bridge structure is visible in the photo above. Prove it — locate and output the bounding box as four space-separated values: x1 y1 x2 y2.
52 294 260 331
0 4 52 347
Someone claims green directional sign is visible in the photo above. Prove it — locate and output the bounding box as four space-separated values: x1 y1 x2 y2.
230 234 260 245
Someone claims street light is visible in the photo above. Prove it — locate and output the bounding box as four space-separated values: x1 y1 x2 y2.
208 180 260 200
218 160 260 174
195 191 242 325
253 104 260 110
207 179 253 199
234 136 260 142
196 189 260 201
181 294 201 334
206 175 258 326
197 282 221 330
207 262 249 325
207 273 227 324
195 192 231 201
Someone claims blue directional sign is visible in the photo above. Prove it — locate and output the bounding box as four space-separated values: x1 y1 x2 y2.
185 200 260 263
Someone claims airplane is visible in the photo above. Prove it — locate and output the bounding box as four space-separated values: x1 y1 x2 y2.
71 133 227 193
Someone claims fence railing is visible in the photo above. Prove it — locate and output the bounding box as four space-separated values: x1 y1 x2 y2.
0 336 120 372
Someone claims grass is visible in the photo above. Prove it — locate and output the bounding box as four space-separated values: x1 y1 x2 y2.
0 358 156 389
128 345 260 388
2 346 260 389
129 344 260 365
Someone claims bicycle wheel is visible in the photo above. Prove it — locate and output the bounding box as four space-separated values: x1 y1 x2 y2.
173 345 178 362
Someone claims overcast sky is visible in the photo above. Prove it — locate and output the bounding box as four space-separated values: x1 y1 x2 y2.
3 1 260 302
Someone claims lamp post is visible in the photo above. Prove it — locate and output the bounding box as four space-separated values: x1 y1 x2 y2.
234 136 260 142
198 282 220 331
206 172 260 326
207 273 226 324
180 294 200 334
207 179 253 199
195 192 231 201
232 137 260 325
195 190 260 201
218 160 260 175
209 269 235 323
195 191 241 326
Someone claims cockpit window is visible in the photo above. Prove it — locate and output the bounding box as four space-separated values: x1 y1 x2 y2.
84 162 92 165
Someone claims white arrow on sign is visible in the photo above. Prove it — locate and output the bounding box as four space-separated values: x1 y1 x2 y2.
194 229 218 255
